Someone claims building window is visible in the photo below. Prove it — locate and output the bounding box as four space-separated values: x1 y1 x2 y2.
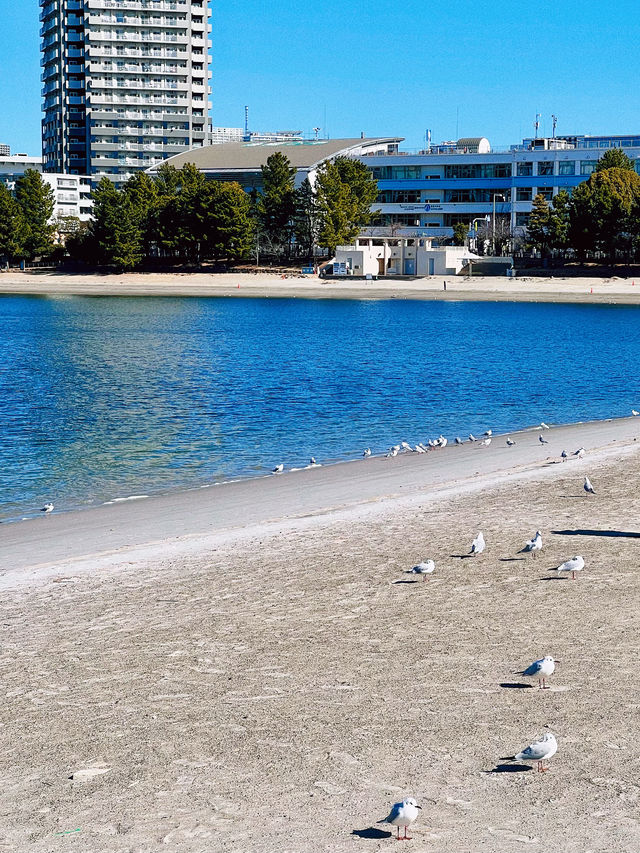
516 213 530 227
536 187 553 201
537 161 554 176
516 187 532 201
444 163 511 179
558 161 575 175
517 162 533 176
580 161 597 175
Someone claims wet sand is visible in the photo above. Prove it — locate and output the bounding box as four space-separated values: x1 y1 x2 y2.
1 418 640 850
3 270 640 303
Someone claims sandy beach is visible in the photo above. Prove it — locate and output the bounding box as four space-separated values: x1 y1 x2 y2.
3 270 640 303
2 418 640 850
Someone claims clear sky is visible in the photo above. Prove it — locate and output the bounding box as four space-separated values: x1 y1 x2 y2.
2 0 640 155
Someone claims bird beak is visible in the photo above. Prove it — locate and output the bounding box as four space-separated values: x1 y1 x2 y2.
416 805 422 809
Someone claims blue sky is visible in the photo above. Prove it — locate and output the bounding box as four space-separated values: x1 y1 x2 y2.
2 0 640 155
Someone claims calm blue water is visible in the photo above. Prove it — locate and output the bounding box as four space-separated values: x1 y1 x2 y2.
1 295 639 519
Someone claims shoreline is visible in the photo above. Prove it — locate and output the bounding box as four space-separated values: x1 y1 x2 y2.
2 414 638 580
3 270 640 303
3 409 640 849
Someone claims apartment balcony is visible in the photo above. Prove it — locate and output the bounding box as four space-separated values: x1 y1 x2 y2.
87 30 189 44
40 17 59 36
90 61 185 75
90 0 189 10
41 63 60 81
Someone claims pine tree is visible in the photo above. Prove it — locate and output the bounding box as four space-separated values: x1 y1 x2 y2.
527 194 551 256
90 178 142 270
595 148 635 172
256 152 296 259
0 182 27 262
294 178 319 258
14 169 55 259
315 157 379 254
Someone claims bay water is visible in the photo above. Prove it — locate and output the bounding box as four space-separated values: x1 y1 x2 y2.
1 295 638 520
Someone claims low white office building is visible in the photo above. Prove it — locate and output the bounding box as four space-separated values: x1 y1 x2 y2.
0 154 92 221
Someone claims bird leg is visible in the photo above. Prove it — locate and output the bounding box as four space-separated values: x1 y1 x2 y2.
403 827 412 841
572 571 576 580
541 677 549 689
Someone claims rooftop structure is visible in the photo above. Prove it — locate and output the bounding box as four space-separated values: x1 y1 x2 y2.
147 137 403 189
0 143 10 156
40 0 213 186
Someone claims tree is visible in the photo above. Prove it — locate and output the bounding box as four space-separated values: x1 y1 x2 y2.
548 190 571 252
527 194 551 256
594 148 635 172
89 177 143 270
256 152 296 259
452 221 468 246
14 169 55 259
569 167 640 261
293 178 319 258
122 172 159 256
0 183 26 262
207 181 254 261
315 157 379 253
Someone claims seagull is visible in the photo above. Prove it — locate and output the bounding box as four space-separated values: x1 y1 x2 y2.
482 437 491 446
502 732 558 773
271 464 284 474
484 430 492 437
632 410 639 416
407 559 435 581
556 555 585 580
560 450 568 462
468 434 476 442
377 798 422 841
584 476 596 495
519 530 542 557
438 435 448 448
401 441 413 452
573 446 585 458
516 655 557 690
506 437 516 446
40 502 54 514
470 531 485 555
455 436 463 445
363 448 371 458
414 444 426 453
539 434 549 445
540 422 550 429
386 447 398 458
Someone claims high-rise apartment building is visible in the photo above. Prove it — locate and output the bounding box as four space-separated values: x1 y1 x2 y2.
40 0 212 185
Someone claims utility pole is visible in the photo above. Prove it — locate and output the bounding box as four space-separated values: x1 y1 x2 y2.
534 113 541 139
552 114 557 138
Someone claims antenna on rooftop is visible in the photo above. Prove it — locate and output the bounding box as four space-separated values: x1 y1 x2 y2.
244 105 249 138
534 113 541 139
552 114 558 138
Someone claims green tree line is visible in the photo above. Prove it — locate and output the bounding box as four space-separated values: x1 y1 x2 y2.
0 169 56 264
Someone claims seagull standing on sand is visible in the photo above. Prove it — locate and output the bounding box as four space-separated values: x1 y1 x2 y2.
470 531 485 555
539 434 549 445
414 444 426 453
401 441 413 452
455 436 463 445
560 450 568 462
584 476 596 495
556 555 585 580
502 732 558 773
363 448 371 458
573 446 585 458
520 530 542 557
468 434 476 442
271 464 284 474
482 437 491 446
40 502 54 514
407 559 435 581
484 430 492 437
632 410 639 416
540 422 550 430
506 437 516 446
377 798 422 841
387 447 398 458
516 655 557 689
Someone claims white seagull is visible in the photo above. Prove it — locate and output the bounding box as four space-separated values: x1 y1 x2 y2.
40 502 54 514
377 798 422 841
484 430 492 437
573 446 585 458
468 434 476 442
401 441 413 452
438 435 448 448
271 464 284 474
482 437 492 446
556 555 585 580
455 436 463 445
520 530 542 557
516 655 557 689
386 447 398 458
414 444 426 453
584 476 596 495
540 422 550 429
503 732 558 773
363 448 371 458
539 434 549 445
506 437 516 446
632 410 639 416
407 559 435 581
470 531 485 555
560 450 568 462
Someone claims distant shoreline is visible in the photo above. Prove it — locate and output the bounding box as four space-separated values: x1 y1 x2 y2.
3 270 640 303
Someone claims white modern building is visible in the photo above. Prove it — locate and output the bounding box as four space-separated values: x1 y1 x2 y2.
0 154 92 221
40 0 212 186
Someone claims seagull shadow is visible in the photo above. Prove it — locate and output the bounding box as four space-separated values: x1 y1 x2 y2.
560 494 586 499
391 579 420 585
352 827 392 840
451 554 475 559
485 763 532 774
500 557 525 562
552 528 640 539
500 682 533 689
539 576 566 581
